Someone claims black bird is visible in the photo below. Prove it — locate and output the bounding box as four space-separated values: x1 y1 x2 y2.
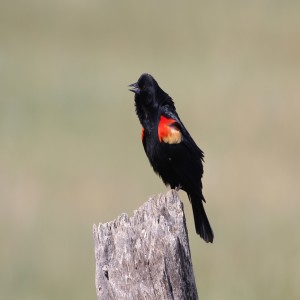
129 73 213 243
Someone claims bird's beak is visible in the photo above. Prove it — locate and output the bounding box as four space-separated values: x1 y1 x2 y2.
128 82 140 94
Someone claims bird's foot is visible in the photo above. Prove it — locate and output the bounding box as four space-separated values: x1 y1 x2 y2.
175 184 182 192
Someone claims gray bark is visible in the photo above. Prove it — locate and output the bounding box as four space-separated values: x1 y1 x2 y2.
93 190 199 300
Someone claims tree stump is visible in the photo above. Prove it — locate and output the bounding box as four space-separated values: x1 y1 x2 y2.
93 190 199 300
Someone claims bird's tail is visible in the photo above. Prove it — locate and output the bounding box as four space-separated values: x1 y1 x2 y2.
189 193 214 243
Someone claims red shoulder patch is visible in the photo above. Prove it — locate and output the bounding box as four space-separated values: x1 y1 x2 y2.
158 115 182 144
141 127 145 140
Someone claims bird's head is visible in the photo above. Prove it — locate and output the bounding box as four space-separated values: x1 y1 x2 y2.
129 73 175 126
129 73 160 109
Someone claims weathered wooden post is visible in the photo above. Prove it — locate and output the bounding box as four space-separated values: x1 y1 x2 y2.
93 190 199 300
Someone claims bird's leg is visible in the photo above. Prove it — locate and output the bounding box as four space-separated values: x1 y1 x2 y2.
175 184 182 192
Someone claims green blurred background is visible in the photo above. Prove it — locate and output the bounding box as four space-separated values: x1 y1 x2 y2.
1 1 299 299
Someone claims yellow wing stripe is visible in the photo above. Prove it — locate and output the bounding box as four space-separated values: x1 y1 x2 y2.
158 115 182 144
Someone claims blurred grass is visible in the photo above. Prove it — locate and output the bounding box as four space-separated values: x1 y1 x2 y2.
0 1 300 299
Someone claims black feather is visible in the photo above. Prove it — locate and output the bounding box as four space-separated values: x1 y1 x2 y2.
130 73 213 243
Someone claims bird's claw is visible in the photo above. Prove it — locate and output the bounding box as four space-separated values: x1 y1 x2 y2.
175 184 182 192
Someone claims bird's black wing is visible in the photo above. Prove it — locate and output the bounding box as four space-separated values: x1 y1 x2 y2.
160 106 204 160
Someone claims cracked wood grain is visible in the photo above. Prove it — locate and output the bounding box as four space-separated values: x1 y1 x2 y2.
93 190 199 300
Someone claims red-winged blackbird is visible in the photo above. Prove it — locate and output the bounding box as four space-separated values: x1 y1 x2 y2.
129 73 214 243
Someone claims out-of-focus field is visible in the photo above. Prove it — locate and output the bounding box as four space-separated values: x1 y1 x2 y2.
0 1 299 299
